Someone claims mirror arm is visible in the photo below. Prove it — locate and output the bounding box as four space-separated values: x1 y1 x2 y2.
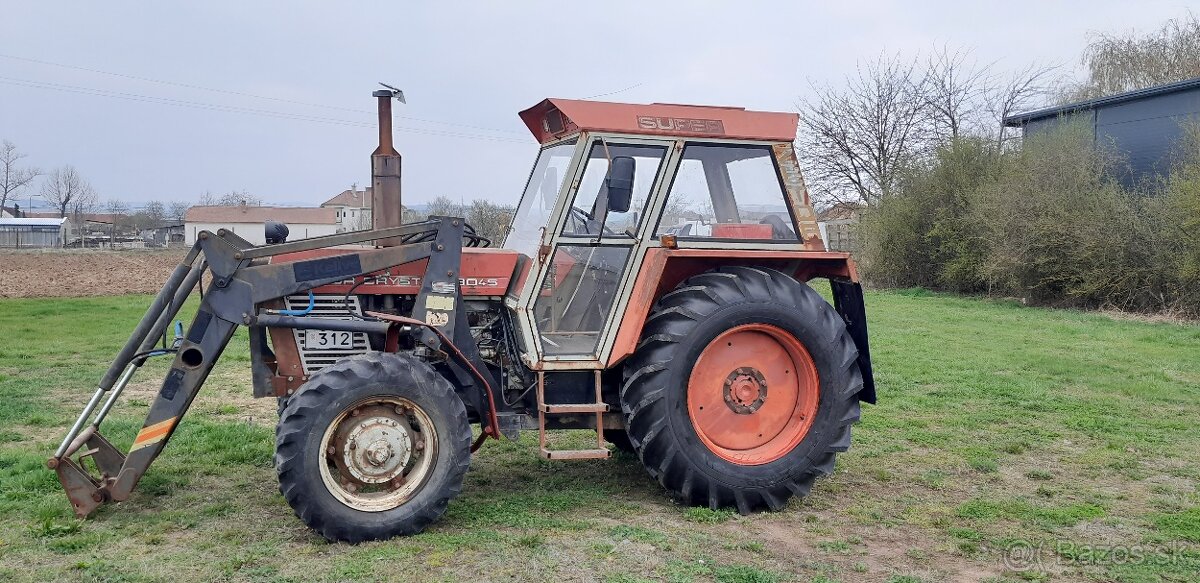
591 189 610 233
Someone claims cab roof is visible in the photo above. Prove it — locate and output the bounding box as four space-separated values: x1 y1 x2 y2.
519 98 799 144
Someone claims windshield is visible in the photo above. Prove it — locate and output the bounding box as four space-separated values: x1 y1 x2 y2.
503 139 577 257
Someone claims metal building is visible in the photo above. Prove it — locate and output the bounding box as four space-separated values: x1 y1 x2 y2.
0 217 67 248
1004 76 1200 186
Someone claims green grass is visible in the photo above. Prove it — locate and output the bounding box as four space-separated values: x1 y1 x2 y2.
0 290 1197 581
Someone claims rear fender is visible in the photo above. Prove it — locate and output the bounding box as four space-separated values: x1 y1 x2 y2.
608 248 876 403
828 279 876 403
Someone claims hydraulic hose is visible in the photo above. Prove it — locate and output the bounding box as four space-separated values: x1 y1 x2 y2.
278 291 315 316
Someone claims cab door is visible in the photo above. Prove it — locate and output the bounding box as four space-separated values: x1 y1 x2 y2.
522 136 672 363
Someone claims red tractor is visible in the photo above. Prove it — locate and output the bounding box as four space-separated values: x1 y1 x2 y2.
50 90 876 542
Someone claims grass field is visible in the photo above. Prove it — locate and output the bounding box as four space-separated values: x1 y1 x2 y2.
0 289 1197 582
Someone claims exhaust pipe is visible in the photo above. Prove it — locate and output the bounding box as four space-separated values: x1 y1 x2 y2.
372 86 405 247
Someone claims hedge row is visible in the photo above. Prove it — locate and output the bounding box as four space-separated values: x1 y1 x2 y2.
858 122 1200 316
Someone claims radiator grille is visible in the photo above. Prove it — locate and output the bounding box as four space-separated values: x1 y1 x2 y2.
286 294 371 374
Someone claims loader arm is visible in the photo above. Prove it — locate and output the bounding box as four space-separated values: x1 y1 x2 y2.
48 217 499 517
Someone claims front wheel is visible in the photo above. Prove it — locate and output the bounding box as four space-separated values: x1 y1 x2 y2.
275 352 471 543
620 267 863 514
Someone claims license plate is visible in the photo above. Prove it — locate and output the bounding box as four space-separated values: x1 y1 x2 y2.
304 330 355 349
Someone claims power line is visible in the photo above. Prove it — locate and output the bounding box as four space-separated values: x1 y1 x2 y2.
582 82 643 100
0 76 534 144
0 53 529 136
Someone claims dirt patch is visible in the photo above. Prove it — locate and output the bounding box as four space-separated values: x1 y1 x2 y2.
0 248 186 297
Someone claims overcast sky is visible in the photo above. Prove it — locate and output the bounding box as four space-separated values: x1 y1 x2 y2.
0 1 1194 210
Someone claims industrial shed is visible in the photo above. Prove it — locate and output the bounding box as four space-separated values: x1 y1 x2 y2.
0 217 67 248
1004 76 1200 186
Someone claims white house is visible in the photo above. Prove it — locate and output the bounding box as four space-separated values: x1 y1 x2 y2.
184 205 339 246
321 187 373 232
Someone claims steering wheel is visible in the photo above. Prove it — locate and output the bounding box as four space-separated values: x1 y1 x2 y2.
568 206 592 230
567 206 617 237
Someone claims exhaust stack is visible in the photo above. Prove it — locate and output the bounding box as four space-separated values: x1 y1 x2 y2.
371 86 405 246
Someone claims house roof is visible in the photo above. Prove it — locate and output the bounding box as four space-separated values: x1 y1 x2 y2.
322 188 373 208
0 217 67 227
1004 76 1200 126
184 205 338 225
519 98 800 144
26 212 121 224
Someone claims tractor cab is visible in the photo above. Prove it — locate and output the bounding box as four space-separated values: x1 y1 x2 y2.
503 99 828 366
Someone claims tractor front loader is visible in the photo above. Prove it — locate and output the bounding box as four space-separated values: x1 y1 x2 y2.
48 217 498 517
51 90 876 542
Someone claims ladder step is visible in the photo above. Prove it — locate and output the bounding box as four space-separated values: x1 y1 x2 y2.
540 448 612 460
542 403 608 414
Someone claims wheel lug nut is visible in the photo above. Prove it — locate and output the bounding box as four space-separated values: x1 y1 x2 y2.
326 446 336 456
349 441 357 450
414 440 425 451
350 409 360 417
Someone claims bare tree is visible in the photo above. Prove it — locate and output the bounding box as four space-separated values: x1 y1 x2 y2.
198 190 262 206
797 54 931 206
921 46 993 141
106 198 130 240
987 63 1060 148
0 140 40 215
465 199 515 244
1066 12 1200 101
167 200 190 222
142 200 165 227
42 165 94 218
425 196 464 217
352 209 373 231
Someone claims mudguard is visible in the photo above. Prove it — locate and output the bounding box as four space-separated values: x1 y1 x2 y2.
829 279 876 403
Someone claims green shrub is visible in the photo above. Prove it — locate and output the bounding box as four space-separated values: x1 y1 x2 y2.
860 137 1000 293
858 119 1200 317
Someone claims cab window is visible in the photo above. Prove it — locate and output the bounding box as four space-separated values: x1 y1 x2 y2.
655 144 797 240
562 142 666 238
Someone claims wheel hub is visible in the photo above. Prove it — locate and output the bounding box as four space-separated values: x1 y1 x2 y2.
723 367 767 414
687 324 820 465
318 397 438 512
342 414 411 484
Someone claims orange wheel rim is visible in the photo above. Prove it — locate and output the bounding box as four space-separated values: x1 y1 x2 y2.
687 324 819 465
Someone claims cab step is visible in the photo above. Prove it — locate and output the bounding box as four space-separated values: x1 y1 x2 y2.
536 370 612 460
539 447 611 460
541 403 608 414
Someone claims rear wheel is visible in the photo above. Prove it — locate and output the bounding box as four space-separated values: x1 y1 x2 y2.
275 352 471 542
620 266 862 513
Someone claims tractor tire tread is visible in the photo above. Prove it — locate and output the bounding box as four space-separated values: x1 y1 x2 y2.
275 352 471 543
620 266 862 514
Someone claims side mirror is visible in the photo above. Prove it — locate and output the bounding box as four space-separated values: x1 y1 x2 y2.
264 220 289 244
606 156 635 213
